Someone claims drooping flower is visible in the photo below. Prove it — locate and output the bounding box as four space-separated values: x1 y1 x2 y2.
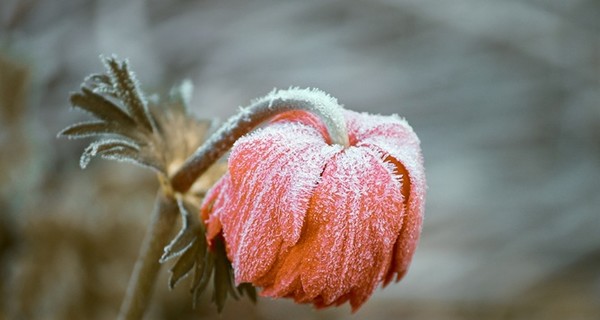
200 109 426 311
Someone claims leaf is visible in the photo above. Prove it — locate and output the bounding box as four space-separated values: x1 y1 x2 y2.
80 139 140 169
84 73 112 86
192 251 214 308
237 283 257 303
164 196 258 311
102 56 154 132
160 216 197 263
161 198 204 263
212 255 228 313
169 239 200 289
212 237 238 312
190 237 208 290
70 88 135 126
169 79 194 112
57 121 138 141
99 145 160 170
61 57 216 176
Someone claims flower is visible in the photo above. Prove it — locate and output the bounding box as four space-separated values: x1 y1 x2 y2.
200 109 426 311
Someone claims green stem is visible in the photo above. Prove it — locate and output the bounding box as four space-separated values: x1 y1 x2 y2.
117 190 179 320
170 88 348 193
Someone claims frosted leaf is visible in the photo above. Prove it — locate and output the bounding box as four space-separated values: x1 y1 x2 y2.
57 120 141 141
161 195 257 311
170 79 194 108
102 55 155 132
168 237 200 289
70 87 135 126
83 73 112 87
79 138 140 169
60 56 212 175
161 197 202 263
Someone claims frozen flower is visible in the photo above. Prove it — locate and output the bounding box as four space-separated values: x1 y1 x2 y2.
200 109 426 311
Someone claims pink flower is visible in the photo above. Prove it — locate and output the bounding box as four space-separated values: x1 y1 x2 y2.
201 109 426 311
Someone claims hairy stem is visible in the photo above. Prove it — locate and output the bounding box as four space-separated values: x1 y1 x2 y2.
118 190 179 320
170 88 348 193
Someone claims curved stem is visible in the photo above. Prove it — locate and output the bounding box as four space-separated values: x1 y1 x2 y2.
170 88 348 193
118 190 179 320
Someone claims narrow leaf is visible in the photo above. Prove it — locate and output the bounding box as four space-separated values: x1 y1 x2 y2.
237 283 257 303
58 120 139 141
99 146 143 165
190 236 207 289
70 88 135 125
192 252 214 308
160 221 196 263
79 139 139 169
161 198 206 262
92 83 118 98
212 237 233 313
84 73 112 86
103 57 154 131
226 266 239 300
169 239 200 289
213 259 228 313
58 121 113 139
169 79 194 112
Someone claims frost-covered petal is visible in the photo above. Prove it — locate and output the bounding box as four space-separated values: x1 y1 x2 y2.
220 122 341 283
200 172 232 243
344 110 419 149
260 146 405 311
342 109 425 283
270 110 330 143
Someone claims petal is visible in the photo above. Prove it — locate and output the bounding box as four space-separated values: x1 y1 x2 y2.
221 122 341 283
261 146 405 311
351 112 426 284
200 173 231 246
344 110 421 149
270 110 330 144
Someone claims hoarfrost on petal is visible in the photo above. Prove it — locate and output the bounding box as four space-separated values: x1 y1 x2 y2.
260 146 405 311
219 122 342 282
358 137 426 284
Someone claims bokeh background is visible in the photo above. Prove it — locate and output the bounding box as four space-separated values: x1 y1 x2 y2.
1 0 599 319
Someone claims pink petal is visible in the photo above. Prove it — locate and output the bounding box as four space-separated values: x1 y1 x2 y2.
348 111 426 284
221 122 341 283
270 111 330 143
261 146 405 311
200 173 231 245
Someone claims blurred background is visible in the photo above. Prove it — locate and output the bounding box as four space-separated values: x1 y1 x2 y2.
1 0 599 319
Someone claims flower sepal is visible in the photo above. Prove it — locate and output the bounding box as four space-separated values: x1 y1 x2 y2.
160 196 257 312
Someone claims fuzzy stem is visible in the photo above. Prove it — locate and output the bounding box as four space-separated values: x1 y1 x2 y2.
118 190 179 320
171 88 348 193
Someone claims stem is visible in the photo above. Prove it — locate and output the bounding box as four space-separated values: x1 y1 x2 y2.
118 190 179 320
170 88 348 193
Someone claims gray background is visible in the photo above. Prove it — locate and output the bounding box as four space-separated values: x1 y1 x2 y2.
1 0 599 319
